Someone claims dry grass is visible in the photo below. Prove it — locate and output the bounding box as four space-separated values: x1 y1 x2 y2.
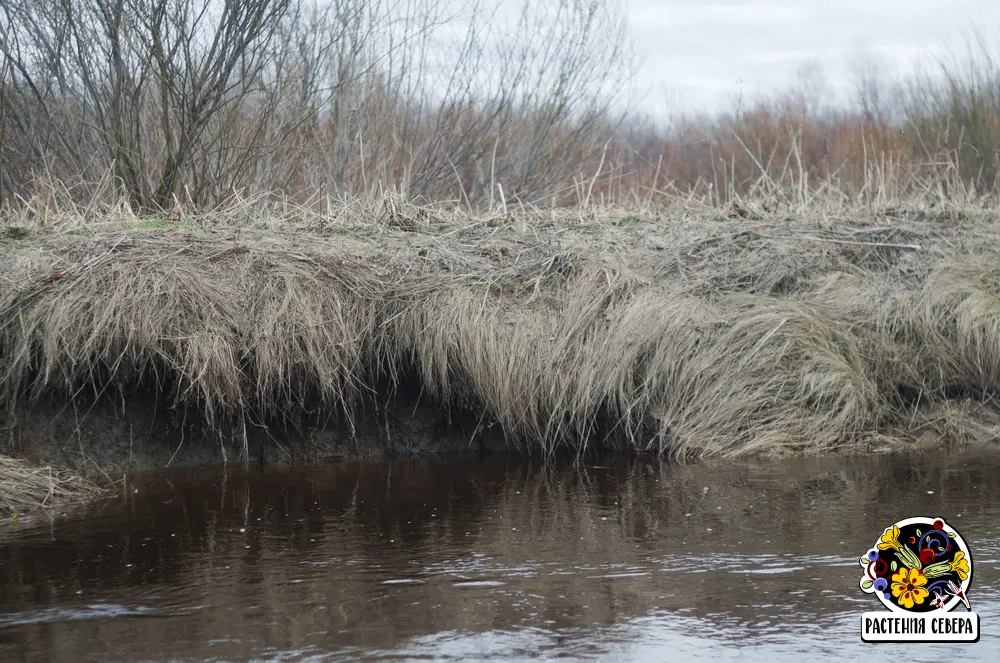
2 190 1000 477
0 454 102 521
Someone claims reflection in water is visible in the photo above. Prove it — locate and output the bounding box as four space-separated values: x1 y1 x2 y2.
0 449 998 662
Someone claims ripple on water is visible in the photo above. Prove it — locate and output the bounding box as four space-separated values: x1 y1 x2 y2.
452 581 507 588
0 450 998 663
0 603 160 629
730 566 808 574
381 579 425 585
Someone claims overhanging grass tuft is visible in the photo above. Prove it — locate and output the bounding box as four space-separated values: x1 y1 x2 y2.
3 194 1000 467
0 455 101 521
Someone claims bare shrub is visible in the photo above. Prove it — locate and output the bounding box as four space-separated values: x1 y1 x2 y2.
0 0 636 210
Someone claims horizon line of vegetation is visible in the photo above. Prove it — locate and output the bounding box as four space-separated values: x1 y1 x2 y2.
2 1 1000 215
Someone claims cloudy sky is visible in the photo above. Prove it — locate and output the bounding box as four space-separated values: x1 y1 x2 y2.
624 0 1000 118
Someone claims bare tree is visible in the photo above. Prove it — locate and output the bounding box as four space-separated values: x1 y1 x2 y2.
0 0 637 210
1 0 294 210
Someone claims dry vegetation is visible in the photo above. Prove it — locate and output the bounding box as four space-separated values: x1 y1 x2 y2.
1 0 998 213
3 1 1000 512
0 455 100 522
3 192 1000 469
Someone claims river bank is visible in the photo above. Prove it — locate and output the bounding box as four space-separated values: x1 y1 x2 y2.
4 196 1000 515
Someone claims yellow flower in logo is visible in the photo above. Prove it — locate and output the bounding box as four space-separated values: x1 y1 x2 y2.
878 525 902 551
891 567 929 609
949 551 970 581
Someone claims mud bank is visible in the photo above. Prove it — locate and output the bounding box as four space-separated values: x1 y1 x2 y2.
1 379 514 477
0 379 518 522
4 199 1000 506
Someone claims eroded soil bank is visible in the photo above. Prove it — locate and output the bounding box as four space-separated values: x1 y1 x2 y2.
2 380 514 476
5 200 1000 515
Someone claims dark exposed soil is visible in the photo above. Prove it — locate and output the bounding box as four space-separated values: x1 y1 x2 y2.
1 381 515 479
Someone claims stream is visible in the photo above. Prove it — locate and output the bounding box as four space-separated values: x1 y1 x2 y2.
1 448 997 661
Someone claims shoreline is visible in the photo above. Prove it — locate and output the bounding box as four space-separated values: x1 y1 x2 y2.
4 200 1000 515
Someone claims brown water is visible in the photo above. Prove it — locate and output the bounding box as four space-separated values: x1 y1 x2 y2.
0 449 997 662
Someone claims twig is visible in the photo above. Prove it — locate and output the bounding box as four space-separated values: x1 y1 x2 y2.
762 234 922 250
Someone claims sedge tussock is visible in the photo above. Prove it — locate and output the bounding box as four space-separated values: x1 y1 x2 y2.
3 194 1000 467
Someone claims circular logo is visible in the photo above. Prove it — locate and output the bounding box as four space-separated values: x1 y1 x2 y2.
859 516 973 613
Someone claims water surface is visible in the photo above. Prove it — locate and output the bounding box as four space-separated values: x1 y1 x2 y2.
0 449 997 662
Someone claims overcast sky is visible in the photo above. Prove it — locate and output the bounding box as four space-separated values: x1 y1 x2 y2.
624 0 1000 119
